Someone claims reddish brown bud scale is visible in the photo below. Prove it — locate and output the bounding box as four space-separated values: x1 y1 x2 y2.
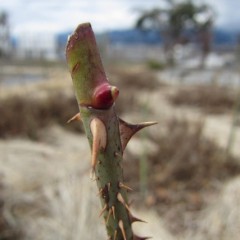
92 83 119 109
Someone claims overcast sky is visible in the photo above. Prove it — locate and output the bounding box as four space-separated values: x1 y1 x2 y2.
1 0 240 37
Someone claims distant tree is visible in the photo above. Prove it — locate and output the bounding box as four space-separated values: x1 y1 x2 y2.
135 0 214 66
0 11 11 58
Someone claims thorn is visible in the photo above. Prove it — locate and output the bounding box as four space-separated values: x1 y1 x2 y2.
114 230 117 240
112 206 116 219
118 220 127 240
114 152 122 158
119 118 157 151
129 212 147 224
90 118 107 172
117 192 131 212
90 169 97 181
111 86 119 101
106 208 112 224
133 235 152 240
119 182 133 191
117 192 125 205
67 113 81 123
129 199 134 207
97 188 103 196
99 204 107 217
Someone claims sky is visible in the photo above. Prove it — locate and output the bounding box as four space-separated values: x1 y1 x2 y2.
1 0 240 37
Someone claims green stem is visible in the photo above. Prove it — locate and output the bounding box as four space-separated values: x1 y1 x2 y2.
66 22 155 240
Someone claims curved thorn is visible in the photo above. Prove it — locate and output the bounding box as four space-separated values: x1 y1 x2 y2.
129 212 147 224
119 118 157 151
90 118 107 172
112 206 116 219
129 199 134 207
117 192 125 205
106 208 112 224
117 192 131 212
90 168 97 181
114 152 122 158
67 112 81 123
97 188 103 196
111 86 119 101
99 204 107 217
119 220 127 240
119 182 133 191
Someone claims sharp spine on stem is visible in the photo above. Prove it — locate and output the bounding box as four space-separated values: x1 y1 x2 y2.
119 182 133 191
117 192 131 212
119 220 127 240
129 212 147 224
119 118 157 151
106 208 112 224
67 112 81 123
112 206 116 219
99 204 107 217
90 118 107 172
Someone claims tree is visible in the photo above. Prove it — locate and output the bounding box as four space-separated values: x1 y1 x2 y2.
0 11 11 58
135 0 214 66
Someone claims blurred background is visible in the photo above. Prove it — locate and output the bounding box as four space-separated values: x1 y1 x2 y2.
0 0 240 239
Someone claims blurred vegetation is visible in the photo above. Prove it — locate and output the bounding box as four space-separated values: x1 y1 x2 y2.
0 67 163 139
0 94 82 139
109 66 160 90
135 0 214 65
0 11 11 59
109 66 165 114
0 189 22 239
146 59 166 70
169 85 238 114
0 61 240 238
125 118 240 234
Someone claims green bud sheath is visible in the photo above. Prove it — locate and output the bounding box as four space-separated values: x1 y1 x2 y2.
66 22 118 109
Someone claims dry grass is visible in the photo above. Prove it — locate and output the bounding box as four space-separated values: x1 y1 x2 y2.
0 190 22 239
169 85 238 114
108 66 164 114
124 118 240 235
0 93 82 139
109 66 160 90
0 66 163 139
0 65 164 239
1 64 240 239
186 177 240 240
1 117 239 239
0 127 106 240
